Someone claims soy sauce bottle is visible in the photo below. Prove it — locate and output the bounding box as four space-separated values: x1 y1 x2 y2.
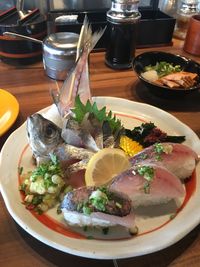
105 0 141 69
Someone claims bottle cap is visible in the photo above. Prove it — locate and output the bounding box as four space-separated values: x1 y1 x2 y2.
107 0 141 23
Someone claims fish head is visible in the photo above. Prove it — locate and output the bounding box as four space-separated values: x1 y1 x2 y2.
26 113 63 159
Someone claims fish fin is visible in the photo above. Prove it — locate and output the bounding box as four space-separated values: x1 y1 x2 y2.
53 15 106 118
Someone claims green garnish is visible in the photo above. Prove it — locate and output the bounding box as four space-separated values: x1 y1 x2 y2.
154 143 165 154
49 153 59 165
18 166 23 175
144 61 182 77
102 227 109 235
20 155 66 214
29 155 63 189
140 153 148 160
137 166 154 181
57 204 62 214
77 202 84 212
77 187 123 215
72 95 122 132
90 197 107 211
83 206 92 215
143 181 151 194
32 195 43 205
154 143 174 160
19 183 27 192
83 225 88 232
155 155 162 161
170 214 176 220
137 166 154 194
87 235 94 239
89 189 108 212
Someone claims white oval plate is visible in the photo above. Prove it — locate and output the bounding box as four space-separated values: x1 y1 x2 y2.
0 97 200 259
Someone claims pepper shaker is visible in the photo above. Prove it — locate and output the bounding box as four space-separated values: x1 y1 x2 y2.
105 0 141 70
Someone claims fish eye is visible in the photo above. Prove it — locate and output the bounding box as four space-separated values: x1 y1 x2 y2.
46 125 55 137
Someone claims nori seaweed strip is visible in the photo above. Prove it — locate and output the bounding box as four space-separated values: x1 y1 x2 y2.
164 135 186 143
125 122 185 147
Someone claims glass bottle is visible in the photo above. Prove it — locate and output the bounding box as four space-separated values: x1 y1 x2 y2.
105 0 141 70
174 0 199 40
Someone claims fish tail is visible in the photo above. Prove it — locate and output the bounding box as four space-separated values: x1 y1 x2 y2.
53 15 106 118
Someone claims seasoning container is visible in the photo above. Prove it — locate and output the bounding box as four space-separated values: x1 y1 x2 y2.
173 0 199 40
105 0 141 70
43 32 79 80
183 15 200 56
0 7 47 65
3 31 79 80
159 0 178 18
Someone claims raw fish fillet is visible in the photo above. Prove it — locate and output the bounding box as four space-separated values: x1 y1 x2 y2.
109 163 185 207
130 143 199 180
61 186 135 228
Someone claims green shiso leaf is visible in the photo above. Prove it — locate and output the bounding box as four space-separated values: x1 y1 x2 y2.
72 95 122 132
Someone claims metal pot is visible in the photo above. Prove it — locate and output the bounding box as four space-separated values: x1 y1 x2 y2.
43 32 79 80
3 31 79 80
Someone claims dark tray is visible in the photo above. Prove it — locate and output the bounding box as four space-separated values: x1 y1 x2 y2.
49 8 175 49
138 9 175 47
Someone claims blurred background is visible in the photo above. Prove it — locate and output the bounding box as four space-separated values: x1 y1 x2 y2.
0 0 171 14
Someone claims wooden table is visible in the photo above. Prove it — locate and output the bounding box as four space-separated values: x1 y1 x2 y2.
0 39 200 267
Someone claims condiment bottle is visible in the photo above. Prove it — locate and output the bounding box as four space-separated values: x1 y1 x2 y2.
105 0 141 70
174 0 199 40
159 0 178 18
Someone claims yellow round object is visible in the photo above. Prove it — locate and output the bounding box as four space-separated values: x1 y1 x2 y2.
85 148 131 187
0 89 19 136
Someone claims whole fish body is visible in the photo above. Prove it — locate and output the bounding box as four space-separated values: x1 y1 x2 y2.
27 16 109 170
27 17 107 168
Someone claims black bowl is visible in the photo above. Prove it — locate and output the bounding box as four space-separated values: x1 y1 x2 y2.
0 7 47 65
132 51 200 98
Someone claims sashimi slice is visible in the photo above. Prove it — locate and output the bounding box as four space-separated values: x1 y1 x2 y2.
109 163 185 207
130 143 199 180
61 186 135 229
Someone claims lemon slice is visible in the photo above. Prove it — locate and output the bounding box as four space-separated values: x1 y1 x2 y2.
85 148 131 186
